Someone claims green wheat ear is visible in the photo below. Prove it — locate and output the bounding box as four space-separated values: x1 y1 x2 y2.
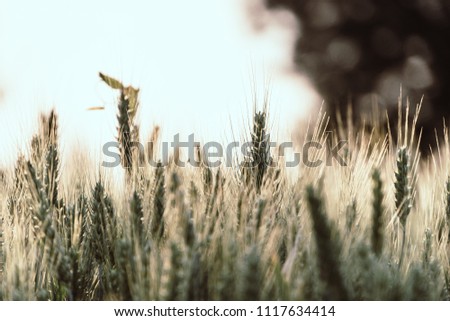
151 162 166 242
165 242 183 300
445 176 450 241
305 185 348 300
371 168 385 257
130 191 144 243
117 91 133 172
395 147 412 227
100 72 141 175
89 181 116 266
239 245 261 300
44 143 60 207
242 110 272 192
422 229 432 268
394 147 412 267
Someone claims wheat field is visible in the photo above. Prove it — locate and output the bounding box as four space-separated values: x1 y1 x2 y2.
0 74 449 301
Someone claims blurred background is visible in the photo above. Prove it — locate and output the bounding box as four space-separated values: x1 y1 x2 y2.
1 0 449 167
264 0 450 150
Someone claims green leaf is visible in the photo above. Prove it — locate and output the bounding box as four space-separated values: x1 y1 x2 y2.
99 72 124 90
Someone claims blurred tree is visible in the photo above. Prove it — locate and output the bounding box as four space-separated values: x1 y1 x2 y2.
264 0 450 148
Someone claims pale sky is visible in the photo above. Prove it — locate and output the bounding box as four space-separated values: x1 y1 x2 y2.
0 0 318 167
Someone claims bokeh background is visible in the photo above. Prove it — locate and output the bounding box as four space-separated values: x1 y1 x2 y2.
265 0 450 149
